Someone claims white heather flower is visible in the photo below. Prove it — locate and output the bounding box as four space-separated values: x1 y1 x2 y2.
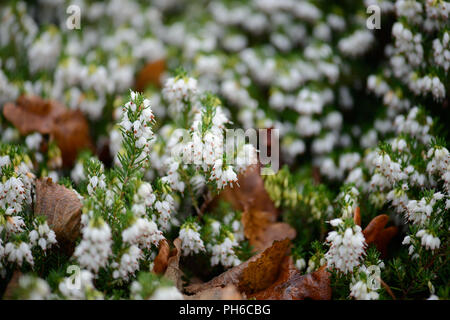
208 236 240 268
5 215 26 234
25 132 42 151
150 286 184 300
87 174 106 196
154 195 175 232
0 176 27 214
325 223 366 273
416 229 441 250
179 222 205 256
59 269 103 300
295 258 306 271
29 221 57 251
74 218 112 273
338 30 375 57
4 241 34 267
295 88 324 115
71 161 86 184
162 76 198 115
111 245 142 281
17 275 51 300
134 182 156 208
28 29 61 74
122 218 164 250
350 263 384 300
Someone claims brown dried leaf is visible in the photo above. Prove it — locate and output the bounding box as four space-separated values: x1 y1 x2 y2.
184 284 242 300
362 214 398 257
238 238 290 294
353 206 361 226
220 164 277 215
153 239 170 274
249 260 332 300
241 204 296 252
3 95 93 167
2 270 22 300
220 164 295 252
3 96 65 135
164 238 184 291
354 208 398 258
34 178 82 254
52 110 94 167
135 59 165 92
185 239 290 295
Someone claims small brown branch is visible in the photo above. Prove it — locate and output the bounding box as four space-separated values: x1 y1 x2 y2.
380 278 396 300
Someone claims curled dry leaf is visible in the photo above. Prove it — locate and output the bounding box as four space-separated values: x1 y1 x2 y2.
135 59 166 92
3 95 66 135
219 164 296 252
248 259 332 300
164 238 184 291
185 239 290 295
220 164 277 215
34 178 83 254
238 238 291 294
3 95 94 167
242 206 296 252
362 214 398 258
353 207 398 257
153 239 170 274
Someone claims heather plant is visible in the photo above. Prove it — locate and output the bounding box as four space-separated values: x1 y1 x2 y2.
0 0 448 300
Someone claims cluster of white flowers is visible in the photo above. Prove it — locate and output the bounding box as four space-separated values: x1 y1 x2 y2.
29 221 57 251
3 241 34 267
338 30 375 57
179 222 205 256
325 218 367 273
349 262 384 300
15 275 52 300
160 75 257 191
415 229 441 251
87 173 107 196
162 76 198 116
121 218 164 250
208 235 241 268
130 281 184 300
28 28 61 74
0 175 28 215
111 245 142 281
433 32 450 71
59 269 103 300
74 217 112 273
119 92 155 164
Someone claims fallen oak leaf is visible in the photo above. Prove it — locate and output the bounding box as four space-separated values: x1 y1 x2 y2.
3 95 66 135
51 110 94 167
34 177 83 254
238 238 291 294
242 205 296 252
153 239 170 274
220 163 278 216
219 163 295 252
164 238 184 291
248 258 332 300
353 208 398 258
3 95 94 167
185 239 291 295
135 59 166 92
